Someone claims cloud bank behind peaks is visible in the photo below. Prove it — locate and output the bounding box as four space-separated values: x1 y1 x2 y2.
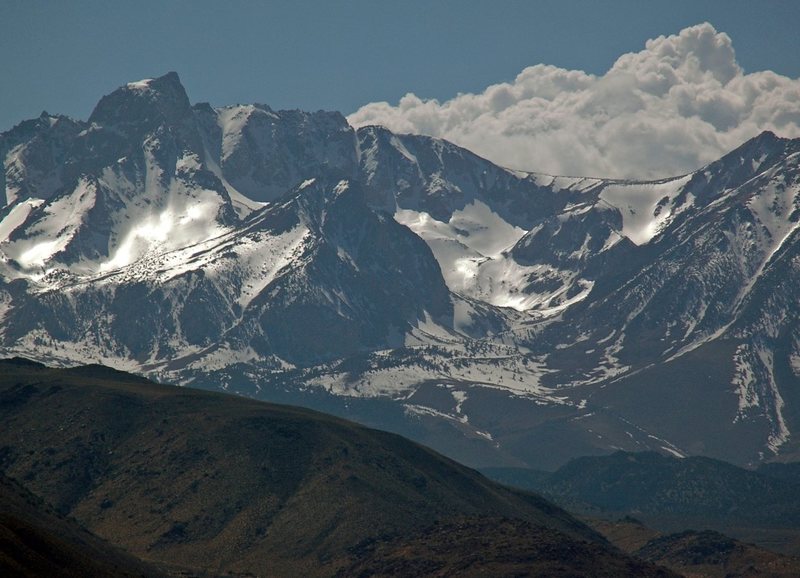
348 23 800 179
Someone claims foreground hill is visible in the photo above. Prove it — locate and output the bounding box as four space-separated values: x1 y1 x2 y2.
587 518 800 578
635 530 800 578
0 358 669 577
340 516 669 577
0 472 165 577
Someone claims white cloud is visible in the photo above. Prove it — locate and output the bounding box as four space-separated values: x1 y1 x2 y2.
348 23 800 179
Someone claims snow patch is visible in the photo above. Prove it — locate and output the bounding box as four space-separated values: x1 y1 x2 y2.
661 446 686 459
100 198 227 272
235 225 311 308
757 347 790 453
0 198 42 242
599 175 691 245
126 78 154 91
396 203 588 312
452 390 468 415
732 344 760 412
6 179 98 268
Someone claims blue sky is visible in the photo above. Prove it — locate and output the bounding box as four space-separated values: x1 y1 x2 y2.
2 0 798 133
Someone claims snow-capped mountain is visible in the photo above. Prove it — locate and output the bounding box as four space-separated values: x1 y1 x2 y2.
2 72 798 469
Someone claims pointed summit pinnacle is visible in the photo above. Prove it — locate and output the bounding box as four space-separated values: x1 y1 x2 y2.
88 71 191 128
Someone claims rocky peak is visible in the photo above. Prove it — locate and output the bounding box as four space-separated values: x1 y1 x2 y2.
680 131 800 205
215 104 358 202
1 112 85 205
88 71 192 131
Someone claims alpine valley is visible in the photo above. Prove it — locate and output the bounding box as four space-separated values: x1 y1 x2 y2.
2 72 799 470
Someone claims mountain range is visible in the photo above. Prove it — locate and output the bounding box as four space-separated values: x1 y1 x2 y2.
1 71 799 470
484 451 800 535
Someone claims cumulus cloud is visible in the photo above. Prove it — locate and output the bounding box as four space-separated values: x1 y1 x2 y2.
348 23 800 179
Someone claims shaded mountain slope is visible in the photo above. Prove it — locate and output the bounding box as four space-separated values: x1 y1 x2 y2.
0 358 660 577
0 471 165 578
339 516 675 578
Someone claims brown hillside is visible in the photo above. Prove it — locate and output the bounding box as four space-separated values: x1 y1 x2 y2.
0 358 666 576
0 471 165 577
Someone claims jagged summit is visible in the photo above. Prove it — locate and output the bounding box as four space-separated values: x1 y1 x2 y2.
88 71 192 129
708 129 797 174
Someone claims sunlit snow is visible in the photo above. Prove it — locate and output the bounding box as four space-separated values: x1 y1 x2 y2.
126 78 154 91
5 178 97 268
0 198 43 242
598 175 692 245
396 202 548 311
